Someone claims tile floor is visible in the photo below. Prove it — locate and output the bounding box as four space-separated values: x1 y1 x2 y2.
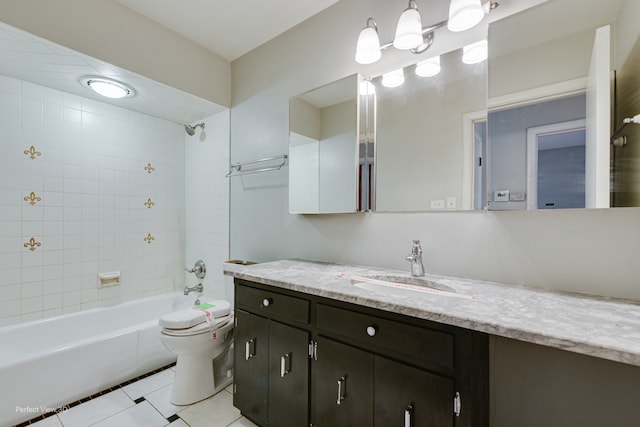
25 367 257 427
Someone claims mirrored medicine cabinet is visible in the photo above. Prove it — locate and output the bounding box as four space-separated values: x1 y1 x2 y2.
288 0 640 214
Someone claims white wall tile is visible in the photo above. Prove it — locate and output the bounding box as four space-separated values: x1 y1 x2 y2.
0 75 201 325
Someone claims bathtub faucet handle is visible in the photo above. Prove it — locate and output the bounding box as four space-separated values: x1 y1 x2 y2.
184 260 206 279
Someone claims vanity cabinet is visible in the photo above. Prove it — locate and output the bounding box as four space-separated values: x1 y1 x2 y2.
234 282 311 427
234 279 488 427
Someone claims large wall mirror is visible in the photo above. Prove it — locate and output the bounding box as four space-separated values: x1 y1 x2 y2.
487 0 640 210
289 74 361 214
288 0 640 214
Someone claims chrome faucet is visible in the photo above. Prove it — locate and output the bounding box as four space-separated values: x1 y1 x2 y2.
184 282 203 296
406 239 425 277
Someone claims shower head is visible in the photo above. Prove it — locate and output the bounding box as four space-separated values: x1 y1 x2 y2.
185 122 205 136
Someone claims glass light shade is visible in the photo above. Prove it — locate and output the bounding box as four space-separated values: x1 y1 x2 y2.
381 68 405 88
355 25 382 64
462 40 488 64
393 5 423 50
448 0 484 32
81 76 135 99
415 56 441 77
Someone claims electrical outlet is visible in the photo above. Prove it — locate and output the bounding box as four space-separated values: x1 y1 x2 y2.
446 196 456 209
430 199 445 209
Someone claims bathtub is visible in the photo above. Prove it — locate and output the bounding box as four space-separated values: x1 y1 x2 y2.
0 292 195 427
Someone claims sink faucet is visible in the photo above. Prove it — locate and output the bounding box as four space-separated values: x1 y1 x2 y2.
406 239 425 277
184 282 203 296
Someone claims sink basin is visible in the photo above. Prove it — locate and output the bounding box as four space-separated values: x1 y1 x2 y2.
346 274 470 299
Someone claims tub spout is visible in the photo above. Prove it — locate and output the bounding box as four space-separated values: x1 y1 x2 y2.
184 282 203 295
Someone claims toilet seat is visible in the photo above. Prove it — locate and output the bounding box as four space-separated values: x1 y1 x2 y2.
159 300 231 337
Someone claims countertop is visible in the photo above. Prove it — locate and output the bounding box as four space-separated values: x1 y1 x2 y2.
224 259 640 367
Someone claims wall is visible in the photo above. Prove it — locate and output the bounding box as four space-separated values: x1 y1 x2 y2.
184 111 230 301
0 0 230 107
0 73 185 326
229 0 640 424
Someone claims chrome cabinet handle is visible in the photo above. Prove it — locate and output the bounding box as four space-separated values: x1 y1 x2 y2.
262 298 273 307
366 325 377 337
280 353 291 377
245 339 256 360
337 376 346 405
405 403 414 427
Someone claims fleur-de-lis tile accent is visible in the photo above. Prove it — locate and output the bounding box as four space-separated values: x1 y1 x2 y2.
144 233 155 244
144 197 155 209
23 237 42 251
23 191 42 206
144 163 155 174
24 146 42 160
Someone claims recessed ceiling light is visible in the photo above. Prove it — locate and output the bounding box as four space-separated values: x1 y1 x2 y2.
80 76 135 99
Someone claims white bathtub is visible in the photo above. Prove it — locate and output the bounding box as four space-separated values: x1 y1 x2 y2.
0 292 195 427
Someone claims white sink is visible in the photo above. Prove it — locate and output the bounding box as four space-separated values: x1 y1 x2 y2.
347 274 471 300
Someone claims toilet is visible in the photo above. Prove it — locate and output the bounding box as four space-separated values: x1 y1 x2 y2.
159 300 234 405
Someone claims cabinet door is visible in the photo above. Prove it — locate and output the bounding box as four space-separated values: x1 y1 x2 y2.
268 321 310 427
313 337 374 427
375 356 455 427
234 310 269 426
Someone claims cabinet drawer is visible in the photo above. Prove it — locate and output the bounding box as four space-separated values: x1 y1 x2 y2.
317 304 454 371
236 283 310 324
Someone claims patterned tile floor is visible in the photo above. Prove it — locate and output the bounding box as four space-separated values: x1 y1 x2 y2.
21 367 257 427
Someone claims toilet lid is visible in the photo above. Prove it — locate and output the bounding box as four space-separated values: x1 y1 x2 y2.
159 300 231 329
161 314 232 337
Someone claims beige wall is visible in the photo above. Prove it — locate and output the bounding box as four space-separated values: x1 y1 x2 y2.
230 0 640 425
0 0 230 107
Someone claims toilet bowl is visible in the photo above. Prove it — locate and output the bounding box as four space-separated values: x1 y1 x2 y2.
159 300 234 405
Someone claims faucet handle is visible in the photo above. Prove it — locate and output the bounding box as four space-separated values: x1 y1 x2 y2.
411 239 422 254
184 260 206 279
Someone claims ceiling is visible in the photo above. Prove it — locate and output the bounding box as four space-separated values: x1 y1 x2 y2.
114 0 340 61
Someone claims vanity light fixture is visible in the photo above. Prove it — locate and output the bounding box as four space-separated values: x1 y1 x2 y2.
415 55 441 77
461 39 488 64
381 68 405 88
80 76 135 99
355 1 497 65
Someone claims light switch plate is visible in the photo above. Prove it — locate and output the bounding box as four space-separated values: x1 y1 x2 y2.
494 190 509 202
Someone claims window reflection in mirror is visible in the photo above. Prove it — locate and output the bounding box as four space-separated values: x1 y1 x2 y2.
289 74 360 214
487 0 640 209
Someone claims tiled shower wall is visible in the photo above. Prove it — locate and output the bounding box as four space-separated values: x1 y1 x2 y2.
184 111 230 302
0 74 186 326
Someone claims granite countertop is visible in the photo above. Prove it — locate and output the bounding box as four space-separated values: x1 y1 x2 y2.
224 259 640 367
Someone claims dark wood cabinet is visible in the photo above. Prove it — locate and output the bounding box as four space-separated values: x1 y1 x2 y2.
234 279 488 427
313 337 374 427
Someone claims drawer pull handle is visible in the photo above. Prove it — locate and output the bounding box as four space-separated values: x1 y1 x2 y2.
405 403 414 427
262 298 273 307
337 376 346 405
366 325 377 337
245 339 256 360
280 353 291 377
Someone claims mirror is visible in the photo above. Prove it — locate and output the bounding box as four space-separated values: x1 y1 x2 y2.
289 74 361 214
487 0 640 210
372 44 487 212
